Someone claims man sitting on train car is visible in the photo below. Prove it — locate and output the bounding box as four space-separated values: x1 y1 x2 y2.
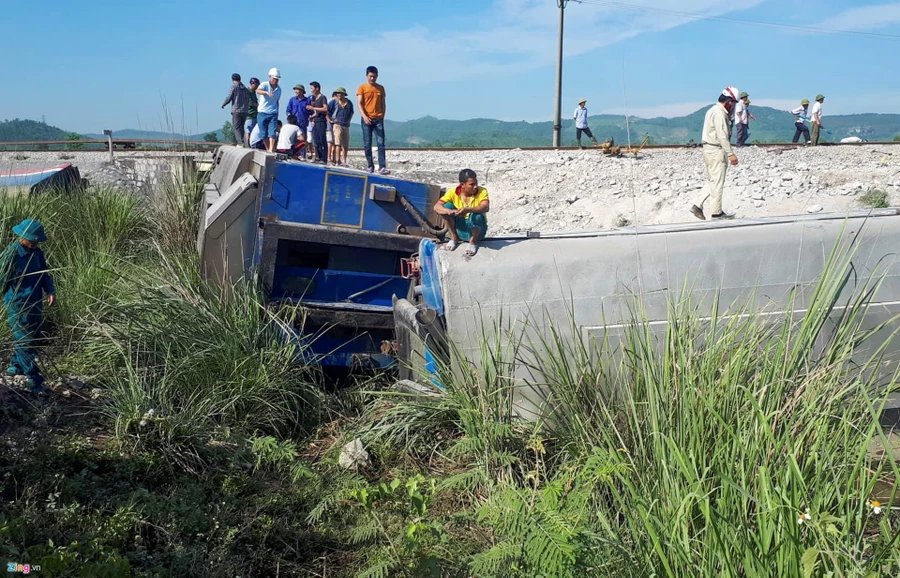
276 115 306 159
434 168 490 256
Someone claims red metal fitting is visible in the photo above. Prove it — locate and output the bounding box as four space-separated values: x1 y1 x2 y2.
400 257 421 280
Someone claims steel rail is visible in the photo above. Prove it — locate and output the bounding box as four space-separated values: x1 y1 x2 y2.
1 141 898 152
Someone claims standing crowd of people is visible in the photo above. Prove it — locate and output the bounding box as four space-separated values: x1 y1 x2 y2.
221 65 390 174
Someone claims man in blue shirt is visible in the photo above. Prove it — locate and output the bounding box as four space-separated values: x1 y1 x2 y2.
2 219 56 393
256 67 282 152
573 98 599 149
286 84 311 159
327 87 355 166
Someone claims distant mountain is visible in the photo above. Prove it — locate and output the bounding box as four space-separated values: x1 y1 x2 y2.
6 108 900 148
83 128 225 142
0 119 70 142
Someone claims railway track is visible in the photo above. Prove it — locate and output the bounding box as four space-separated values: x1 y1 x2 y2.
1 141 898 153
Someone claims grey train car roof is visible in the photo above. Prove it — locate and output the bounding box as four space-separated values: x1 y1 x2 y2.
430 209 900 420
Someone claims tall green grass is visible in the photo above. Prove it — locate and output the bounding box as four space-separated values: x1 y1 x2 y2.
362 235 900 577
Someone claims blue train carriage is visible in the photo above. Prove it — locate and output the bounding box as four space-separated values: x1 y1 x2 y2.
198 145 445 369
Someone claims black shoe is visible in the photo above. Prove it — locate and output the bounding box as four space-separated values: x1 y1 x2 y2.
710 212 735 220
690 205 705 220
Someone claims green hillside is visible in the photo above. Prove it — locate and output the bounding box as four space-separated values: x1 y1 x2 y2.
5 108 900 148
0 119 70 142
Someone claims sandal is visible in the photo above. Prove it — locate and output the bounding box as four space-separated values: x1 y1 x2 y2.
442 240 458 251
465 243 479 256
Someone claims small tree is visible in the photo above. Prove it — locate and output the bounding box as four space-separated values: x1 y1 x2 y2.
204 132 219 143
222 121 236 145
893 135 900 142
66 132 84 150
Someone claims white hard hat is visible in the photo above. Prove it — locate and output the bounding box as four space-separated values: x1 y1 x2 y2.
722 86 740 101
268 67 281 79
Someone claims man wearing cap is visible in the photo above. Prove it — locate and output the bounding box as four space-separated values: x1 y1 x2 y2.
221 73 250 145
1 220 56 393
791 99 812 144
328 87 355 167
574 98 599 149
811 94 825 146
690 87 741 221
245 77 260 147
733 92 754 147
286 84 311 159
256 68 283 153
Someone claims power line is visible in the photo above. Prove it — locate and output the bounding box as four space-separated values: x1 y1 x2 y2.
577 0 900 41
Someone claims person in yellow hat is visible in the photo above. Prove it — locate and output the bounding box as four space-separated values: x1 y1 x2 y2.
1 219 57 393
328 87 355 167
791 99 811 144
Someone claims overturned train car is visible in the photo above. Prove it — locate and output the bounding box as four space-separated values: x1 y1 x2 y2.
198 145 444 369
394 210 900 421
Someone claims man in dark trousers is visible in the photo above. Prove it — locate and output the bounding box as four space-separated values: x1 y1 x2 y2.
221 73 249 145
306 82 329 164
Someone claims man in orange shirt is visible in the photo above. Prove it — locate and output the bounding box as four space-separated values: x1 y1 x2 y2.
357 66 389 175
433 169 490 256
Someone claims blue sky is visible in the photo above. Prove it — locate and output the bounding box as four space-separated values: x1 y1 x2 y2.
1 0 899 134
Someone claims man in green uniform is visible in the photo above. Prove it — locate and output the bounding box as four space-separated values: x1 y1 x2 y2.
2 219 56 393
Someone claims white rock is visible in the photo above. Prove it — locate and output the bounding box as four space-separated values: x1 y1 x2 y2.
339 438 371 470
806 205 824 214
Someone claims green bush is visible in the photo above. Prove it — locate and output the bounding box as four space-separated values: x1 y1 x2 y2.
859 189 890 209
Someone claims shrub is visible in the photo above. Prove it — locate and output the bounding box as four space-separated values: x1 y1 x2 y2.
859 189 889 209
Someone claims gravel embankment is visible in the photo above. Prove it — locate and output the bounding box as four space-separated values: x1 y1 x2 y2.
380 145 900 233
4 146 900 234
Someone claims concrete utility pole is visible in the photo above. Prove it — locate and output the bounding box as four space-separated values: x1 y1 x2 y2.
552 0 569 147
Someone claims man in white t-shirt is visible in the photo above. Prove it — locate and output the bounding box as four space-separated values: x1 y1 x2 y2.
276 115 306 159
810 94 825 146
733 92 754 146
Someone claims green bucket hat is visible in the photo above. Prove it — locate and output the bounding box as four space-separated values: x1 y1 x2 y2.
816 94 825 101
293 84 305 91
740 91 749 98
333 86 347 96
12 219 47 243
801 99 810 105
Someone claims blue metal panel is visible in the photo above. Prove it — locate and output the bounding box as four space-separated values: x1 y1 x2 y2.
322 173 367 228
258 158 438 369
272 267 408 307
262 162 435 234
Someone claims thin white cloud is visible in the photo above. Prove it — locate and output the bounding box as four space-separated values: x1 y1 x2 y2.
242 0 767 86
813 3 900 31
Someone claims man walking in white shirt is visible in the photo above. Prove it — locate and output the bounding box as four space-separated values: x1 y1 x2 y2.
690 87 740 221
573 98 599 149
811 94 825 146
734 91 754 146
